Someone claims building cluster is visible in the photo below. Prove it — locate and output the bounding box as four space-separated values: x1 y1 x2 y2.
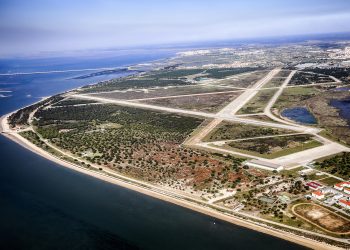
306 181 350 210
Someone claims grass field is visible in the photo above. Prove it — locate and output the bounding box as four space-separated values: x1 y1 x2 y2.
289 72 333 85
264 77 286 88
273 86 320 110
218 140 321 159
226 135 322 159
203 121 294 142
88 84 238 100
216 70 268 88
318 177 341 186
237 89 277 114
140 91 243 112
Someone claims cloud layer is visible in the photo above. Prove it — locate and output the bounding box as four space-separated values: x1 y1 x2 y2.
1 0 350 56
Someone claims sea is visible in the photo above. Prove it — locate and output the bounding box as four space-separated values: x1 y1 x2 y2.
0 49 305 250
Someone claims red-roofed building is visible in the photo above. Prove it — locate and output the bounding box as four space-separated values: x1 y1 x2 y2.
334 182 350 191
312 190 324 199
306 182 323 190
339 199 350 209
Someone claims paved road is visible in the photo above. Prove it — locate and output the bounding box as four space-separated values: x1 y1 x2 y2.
72 67 349 169
128 89 244 102
218 68 281 116
72 93 310 133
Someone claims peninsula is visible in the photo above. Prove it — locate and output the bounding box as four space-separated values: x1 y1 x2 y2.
2 42 350 249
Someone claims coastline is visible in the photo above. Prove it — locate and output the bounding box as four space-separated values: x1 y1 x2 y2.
0 113 341 250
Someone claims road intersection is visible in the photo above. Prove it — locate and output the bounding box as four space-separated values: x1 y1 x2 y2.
72 68 349 169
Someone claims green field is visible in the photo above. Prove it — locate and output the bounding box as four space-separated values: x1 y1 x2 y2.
226 135 322 159
238 89 277 114
203 121 294 142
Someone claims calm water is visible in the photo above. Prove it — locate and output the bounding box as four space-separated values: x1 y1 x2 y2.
0 51 305 249
331 98 350 124
281 107 317 125
0 50 174 115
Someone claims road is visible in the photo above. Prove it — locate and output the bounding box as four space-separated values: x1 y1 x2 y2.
3 67 350 249
71 67 349 169
127 89 244 102
72 93 311 133
218 68 281 116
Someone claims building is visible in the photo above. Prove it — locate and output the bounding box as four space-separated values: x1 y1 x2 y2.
244 159 284 172
312 190 325 199
306 181 323 190
339 199 350 209
298 169 314 176
278 195 290 203
334 182 350 191
334 194 344 200
321 187 337 194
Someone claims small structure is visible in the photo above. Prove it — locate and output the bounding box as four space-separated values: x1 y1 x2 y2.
312 190 325 199
258 196 276 204
334 194 344 200
244 159 284 172
334 182 350 191
299 168 314 176
306 181 323 190
324 193 344 205
321 187 337 194
345 188 350 195
278 195 290 203
339 199 350 209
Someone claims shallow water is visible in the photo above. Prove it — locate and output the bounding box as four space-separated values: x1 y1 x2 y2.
331 98 350 124
281 107 317 124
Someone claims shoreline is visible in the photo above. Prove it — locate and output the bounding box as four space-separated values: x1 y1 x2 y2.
0 114 342 250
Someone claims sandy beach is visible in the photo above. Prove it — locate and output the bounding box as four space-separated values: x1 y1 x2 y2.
0 113 344 250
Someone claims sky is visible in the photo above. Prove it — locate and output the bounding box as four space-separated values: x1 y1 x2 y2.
1 0 350 57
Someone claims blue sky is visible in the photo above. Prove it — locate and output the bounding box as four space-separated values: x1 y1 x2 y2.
1 0 350 56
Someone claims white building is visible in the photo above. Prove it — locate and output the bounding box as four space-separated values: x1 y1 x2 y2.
312 190 325 199
244 159 284 172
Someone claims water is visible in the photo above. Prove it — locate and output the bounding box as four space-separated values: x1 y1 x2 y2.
281 107 317 125
0 51 305 249
0 137 305 250
331 99 350 124
0 50 173 115
332 87 350 92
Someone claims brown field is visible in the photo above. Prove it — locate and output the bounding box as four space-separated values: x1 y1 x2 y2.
243 115 278 123
264 77 286 88
217 70 268 88
293 203 350 234
88 85 238 100
237 89 277 114
275 70 292 78
139 91 243 112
